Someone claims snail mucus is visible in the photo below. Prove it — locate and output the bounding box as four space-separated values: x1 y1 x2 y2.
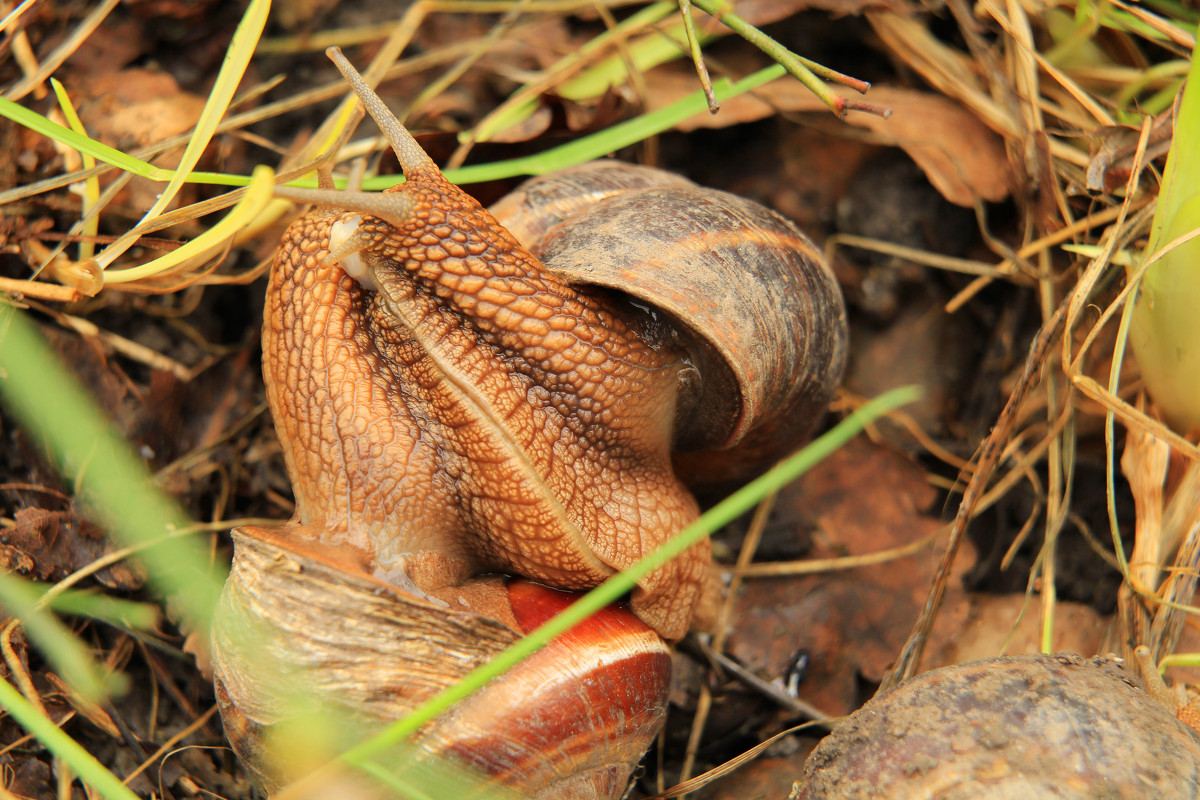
210 46 848 799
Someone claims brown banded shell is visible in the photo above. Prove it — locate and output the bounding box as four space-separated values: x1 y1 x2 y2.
490 161 848 484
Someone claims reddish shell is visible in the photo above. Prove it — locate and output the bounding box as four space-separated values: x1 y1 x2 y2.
211 525 670 799
418 580 671 799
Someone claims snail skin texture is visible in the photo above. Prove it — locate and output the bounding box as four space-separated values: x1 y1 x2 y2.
212 47 848 800
791 652 1200 800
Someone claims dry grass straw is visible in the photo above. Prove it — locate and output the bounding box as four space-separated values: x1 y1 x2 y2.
863 0 1200 692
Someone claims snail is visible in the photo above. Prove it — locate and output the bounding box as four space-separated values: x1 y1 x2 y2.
210 47 848 798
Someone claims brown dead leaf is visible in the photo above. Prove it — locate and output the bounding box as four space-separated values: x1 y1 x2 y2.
56 67 208 213
931 594 1108 667
66 68 206 150
726 437 973 715
656 75 1011 207
844 288 977 435
0 506 144 590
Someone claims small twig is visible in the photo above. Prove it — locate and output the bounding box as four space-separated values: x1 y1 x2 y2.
0 277 82 303
677 0 718 112
645 718 831 799
689 0 885 118
735 526 945 578
120 705 218 787
688 640 833 722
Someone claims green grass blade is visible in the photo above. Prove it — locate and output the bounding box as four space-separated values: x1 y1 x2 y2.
394 63 788 189
102 164 277 284
0 306 223 633
1128 44 1200 431
0 96 173 179
0 676 142 800
0 572 124 702
92 0 271 270
41 586 160 631
0 56 786 199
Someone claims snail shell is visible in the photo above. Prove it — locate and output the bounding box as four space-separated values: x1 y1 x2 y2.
212 526 671 799
793 653 1200 799
491 161 848 484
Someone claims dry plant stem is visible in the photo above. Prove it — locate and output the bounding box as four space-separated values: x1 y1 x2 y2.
1123 426 1170 597
399 0 533 124
884 409 971 471
1107 0 1197 48
51 312 193 381
696 644 830 721
0 622 43 713
678 492 777 790
0 48 466 206
446 2 675 169
737 526 946 578
291 0 515 168
0 277 83 303
1066 120 1153 351
689 0 882 118
647 720 828 799
2 0 119 101
945 200 1153 313
592 1 660 165
826 235 1030 282
120 706 218 787
1152 514 1200 660
885 301 1069 689
0 0 39 36
677 0 719 112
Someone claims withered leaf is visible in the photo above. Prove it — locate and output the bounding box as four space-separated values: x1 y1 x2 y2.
727 438 973 715
1 506 144 590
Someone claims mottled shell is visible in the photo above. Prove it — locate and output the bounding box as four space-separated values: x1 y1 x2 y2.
211 526 671 799
491 161 849 484
794 652 1200 799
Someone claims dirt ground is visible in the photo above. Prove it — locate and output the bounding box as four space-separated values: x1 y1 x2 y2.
1 1 1197 798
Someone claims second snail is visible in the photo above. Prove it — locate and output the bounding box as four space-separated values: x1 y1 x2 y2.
210 47 848 799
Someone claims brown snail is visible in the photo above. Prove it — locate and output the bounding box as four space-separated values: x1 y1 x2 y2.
211 47 847 798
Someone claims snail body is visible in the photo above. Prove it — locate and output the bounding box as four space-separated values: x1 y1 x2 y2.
212 48 847 798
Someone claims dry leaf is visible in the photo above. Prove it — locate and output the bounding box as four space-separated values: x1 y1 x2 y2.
657 76 1011 207
726 438 973 715
1 506 144 590
931 594 1107 667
